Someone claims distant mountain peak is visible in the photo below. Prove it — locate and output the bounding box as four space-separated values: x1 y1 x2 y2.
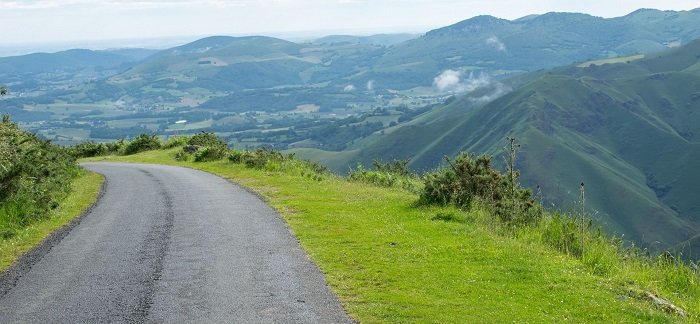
628 8 662 14
525 11 600 24
427 15 509 37
513 14 540 22
456 15 509 27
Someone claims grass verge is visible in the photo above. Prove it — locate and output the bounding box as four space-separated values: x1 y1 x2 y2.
83 149 695 322
0 171 104 271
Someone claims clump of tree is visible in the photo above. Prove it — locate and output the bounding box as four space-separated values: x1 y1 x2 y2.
1 115 79 238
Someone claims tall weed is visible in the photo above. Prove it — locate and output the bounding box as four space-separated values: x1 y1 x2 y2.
348 160 422 192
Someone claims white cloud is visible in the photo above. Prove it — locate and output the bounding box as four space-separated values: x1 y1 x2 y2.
470 82 511 103
433 69 492 94
433 69 462 92
486 36 506 51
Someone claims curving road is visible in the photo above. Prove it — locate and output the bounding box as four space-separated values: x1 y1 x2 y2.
0 162 350 323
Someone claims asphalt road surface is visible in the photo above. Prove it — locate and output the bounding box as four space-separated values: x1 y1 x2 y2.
0 162 350 323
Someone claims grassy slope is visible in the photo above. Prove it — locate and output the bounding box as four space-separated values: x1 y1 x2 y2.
84 149 696 322
0 171 104 271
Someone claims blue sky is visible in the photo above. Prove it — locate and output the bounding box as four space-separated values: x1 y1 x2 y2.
1 0 698 51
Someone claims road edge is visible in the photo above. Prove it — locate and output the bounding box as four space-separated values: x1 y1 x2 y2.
0 172 108 298
81 161 356 322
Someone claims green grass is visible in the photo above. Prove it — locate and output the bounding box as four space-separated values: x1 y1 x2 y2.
84 148 697 322
0 171 104 271
577 54 645 67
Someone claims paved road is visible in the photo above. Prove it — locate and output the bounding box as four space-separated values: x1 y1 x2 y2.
0 162 350 323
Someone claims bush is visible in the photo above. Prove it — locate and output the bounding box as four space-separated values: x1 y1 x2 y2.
194 146 228 162
163 136 190 149
68 141 108 158
184 132 228 162
227 150 245 163
123 134 162 155
106 139 126 154
372 159 412 177
1 115 79 237
187 132 226 147
420 153 541 226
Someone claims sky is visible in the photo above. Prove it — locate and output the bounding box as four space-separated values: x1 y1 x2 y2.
0 0 698 54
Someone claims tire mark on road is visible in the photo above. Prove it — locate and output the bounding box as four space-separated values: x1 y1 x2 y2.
133 169 175 321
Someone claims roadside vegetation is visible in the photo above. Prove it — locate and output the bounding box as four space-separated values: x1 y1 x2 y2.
0 172 103 271
1 115 79 238
80 133 700 322
0 113 104 271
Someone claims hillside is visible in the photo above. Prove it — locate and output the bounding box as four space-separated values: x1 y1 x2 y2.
370 8 700 89
109 35 382 90
312 33 420 46
0 48 157 92
295 39 700 257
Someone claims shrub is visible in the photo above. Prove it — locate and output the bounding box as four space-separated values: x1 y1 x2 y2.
243 148 286 169
194 146 228 162
420 153 541 226
1 115 79 237
68 141 108 158
372 159 412 177
123 134 161 155
163 136 190 149
184 132 228 162
106 139 126 154
227 150 245 163
187 132 226 147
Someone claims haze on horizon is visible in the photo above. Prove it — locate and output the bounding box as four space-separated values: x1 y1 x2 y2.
1 0 698 55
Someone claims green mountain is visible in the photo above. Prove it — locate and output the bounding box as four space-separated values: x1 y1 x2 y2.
0 48 158 92
312 33 420 46
100 35 383 103
295 39 700 257
96 8 700 98
369 8 700 89
0 49 144 74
